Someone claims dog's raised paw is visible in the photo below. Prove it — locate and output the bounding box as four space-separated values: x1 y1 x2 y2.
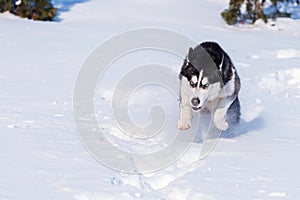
214 120 229 131
177 119 191 130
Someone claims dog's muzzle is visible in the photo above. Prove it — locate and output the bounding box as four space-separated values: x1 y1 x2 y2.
191 97 201 111
192 106 201 111
191 97 200 106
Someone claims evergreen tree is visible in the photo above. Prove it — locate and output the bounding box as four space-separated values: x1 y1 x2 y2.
221 0 300 25
0 0 12 13
221 0 244 25
0 0 57 21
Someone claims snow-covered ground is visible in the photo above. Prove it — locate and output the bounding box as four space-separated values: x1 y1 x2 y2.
1 0 300 199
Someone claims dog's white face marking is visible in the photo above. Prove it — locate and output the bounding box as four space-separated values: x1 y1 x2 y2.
201 77 208 85
191 76 197 84
198 70 203 83
181 69 223 112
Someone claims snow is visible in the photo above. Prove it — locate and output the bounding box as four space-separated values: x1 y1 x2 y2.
1 0 300 199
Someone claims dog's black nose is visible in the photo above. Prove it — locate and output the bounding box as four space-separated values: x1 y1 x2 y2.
191 97 200 106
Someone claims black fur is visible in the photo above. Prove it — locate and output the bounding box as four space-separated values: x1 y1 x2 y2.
201 42 241 89
179 59 199 82
227 96 241 124
180 41 240 86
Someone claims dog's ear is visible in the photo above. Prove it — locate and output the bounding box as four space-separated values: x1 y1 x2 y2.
188 47 195 60
181 58 187 68
179 58 188 79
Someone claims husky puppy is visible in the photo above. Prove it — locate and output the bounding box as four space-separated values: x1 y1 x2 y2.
178 41 241 131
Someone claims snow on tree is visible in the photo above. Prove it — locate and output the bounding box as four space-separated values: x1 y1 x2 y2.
221 0 300 25
0 0 57 21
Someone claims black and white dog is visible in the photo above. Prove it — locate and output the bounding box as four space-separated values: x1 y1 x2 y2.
178 41 241 131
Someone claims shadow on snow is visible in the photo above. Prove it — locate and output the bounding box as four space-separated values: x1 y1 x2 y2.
193 113 265 143
221 117 265 139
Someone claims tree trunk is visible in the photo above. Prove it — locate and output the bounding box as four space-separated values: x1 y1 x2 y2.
254 0 260 23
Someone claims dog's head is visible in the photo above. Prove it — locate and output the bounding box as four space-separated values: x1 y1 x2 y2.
180 45 224 112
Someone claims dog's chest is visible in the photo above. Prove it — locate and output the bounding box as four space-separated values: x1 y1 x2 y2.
203 98 222 112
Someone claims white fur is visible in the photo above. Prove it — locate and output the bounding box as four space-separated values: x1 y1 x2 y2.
219 54 224 69
223 68 236 97
178 77 192 130
201 77 208 85
191 76 198 84
212 97 236 130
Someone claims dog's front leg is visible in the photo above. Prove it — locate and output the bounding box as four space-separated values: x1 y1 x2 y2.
178 92 192 130
213 97 236 131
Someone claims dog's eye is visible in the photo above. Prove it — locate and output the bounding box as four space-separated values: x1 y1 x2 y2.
189 81 196 87
202 83 209 89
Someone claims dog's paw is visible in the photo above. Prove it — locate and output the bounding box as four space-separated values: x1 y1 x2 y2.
213 108 229 131
214 120 228 131
177 119 191 130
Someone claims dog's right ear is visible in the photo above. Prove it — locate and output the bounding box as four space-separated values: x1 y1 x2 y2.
179 58 188 79
182 58 187 68
181 47 194 69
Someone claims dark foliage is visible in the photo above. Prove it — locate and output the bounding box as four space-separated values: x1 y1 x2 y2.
221 0 300 25
0 0 57 21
